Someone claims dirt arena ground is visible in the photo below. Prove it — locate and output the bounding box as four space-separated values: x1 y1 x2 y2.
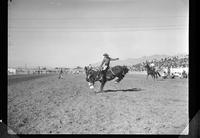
7 73 188 134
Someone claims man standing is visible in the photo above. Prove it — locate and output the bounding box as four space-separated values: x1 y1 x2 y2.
58 68 64 79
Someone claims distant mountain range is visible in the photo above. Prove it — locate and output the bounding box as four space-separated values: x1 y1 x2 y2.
92 53 188 66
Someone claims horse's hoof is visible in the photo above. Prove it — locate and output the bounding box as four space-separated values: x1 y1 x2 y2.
98 90 104 93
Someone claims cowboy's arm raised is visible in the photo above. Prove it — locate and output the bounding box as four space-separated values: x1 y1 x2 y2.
110 57 119 61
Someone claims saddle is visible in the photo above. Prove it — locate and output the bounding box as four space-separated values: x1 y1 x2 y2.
101 66 116 76
98 67 116 81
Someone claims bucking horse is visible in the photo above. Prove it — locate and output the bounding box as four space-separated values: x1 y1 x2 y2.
84 65 129 92
144 62 161 80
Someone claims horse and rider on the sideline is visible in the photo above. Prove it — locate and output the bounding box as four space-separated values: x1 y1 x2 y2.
144 60 161 80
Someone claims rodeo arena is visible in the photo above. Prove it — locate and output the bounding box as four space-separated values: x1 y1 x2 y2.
7 54 189 134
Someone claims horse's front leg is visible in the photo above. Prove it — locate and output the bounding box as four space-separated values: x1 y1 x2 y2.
153 74 156 81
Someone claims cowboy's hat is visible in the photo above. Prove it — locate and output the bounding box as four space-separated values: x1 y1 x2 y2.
103 53 109 57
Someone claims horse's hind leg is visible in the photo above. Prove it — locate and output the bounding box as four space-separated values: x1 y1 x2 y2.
100 81 106 92
153 74 156 81
115 76 123 83
155 73 158 79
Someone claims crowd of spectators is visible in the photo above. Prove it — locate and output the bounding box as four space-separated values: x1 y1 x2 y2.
129 55 189 72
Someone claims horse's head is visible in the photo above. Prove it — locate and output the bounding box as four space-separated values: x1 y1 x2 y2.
84 66 93 81
84 66 100 89
143 61 150 70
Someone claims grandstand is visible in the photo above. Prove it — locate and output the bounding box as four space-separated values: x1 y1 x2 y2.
129 55 189 75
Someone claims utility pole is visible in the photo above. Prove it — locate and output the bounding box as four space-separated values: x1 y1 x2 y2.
8 0 13 7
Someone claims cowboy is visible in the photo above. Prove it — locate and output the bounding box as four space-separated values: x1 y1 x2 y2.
88 64 92 70
149 60 155 68
100 53 119 81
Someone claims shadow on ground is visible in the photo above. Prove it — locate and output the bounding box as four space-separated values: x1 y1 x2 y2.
102 88 143 93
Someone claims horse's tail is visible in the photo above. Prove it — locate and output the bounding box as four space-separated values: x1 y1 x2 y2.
157 71 161 77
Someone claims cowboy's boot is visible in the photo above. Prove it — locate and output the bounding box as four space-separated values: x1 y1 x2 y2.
100 70 104 81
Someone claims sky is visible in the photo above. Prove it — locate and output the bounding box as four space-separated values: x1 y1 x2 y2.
8 0 189 68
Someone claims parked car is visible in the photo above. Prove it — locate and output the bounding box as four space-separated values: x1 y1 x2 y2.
173 72 182 78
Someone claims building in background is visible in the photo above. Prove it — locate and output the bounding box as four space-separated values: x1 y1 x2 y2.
8 68 16 75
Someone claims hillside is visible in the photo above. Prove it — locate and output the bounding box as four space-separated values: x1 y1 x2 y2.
92 54 170 66
92 53 188 67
